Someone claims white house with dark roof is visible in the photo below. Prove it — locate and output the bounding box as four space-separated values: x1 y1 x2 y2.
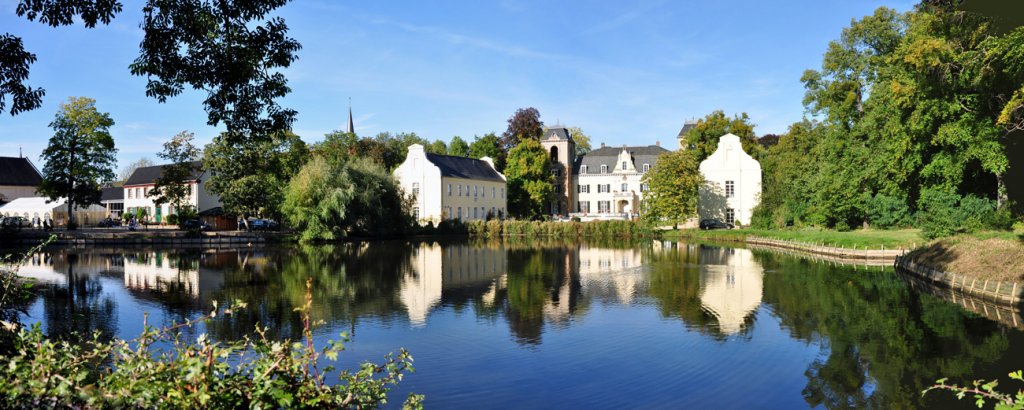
394 144 507 224
123 161 221 223
0 156 43 204
698 133 762 226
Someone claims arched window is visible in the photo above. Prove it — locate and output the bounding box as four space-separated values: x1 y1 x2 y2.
550 146 559 162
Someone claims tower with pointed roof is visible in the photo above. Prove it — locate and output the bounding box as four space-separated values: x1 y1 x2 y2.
540 126 576 216
346 99 355 135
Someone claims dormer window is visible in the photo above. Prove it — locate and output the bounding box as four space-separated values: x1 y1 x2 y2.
642 163 650 172
581 165 588 174
600 164 608 174
621 161 628 170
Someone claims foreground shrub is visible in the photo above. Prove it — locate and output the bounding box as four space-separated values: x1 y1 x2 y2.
918 189 1008 239
0 279 421 409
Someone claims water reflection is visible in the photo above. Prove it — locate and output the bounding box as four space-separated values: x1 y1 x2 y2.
12 241 1024 408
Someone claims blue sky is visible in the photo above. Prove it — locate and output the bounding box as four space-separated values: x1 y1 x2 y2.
0 0 916 172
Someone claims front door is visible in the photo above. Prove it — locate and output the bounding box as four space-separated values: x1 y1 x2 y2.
155 206 162 223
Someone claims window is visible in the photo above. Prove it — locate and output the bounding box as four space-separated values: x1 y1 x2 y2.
578 201 590 213
458 184 462 196
127 189 132 199
725 180 735 198
457 207 462 220
552 168 560 177
413 207 420 219
622 161 627 170
640 183 649 192
474 207 478 219
448 183 452 196
579 184 589 194
642 163 650 172
492 187 496 198
600 164 608 174
621 183 628 192
501 188 505 198
581 165 588 174
725 208 735 225
474 185 478 197
412 182 419 198
598 201 611 213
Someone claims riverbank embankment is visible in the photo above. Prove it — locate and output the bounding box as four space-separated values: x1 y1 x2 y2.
2 229 292 247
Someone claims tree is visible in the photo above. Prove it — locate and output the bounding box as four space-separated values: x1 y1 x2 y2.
428 140 447 155
281 156 412 241
640 150 702 226
448 136 470 157
568 127 592 157
0 34 44 116
148 131 200 222
37 96 117 229
683 110 761 162
469 133 501 160
204 130 308 222
117 157 154 182
499 107 544 169
6 0 299 138
504 138 553 220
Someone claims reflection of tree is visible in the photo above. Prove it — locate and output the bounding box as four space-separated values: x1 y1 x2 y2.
38 253 118 342
755 251 1011 408
497 247 587 346
205 242 415 342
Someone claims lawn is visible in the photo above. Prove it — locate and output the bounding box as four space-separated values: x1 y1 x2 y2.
663 228 924 249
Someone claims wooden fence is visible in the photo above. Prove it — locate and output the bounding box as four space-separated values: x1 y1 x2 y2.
895 255 1024 305
746 236 907 261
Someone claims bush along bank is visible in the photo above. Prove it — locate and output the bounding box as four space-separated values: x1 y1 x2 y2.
464 220 654 239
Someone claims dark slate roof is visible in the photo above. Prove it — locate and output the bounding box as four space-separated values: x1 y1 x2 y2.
677 121 696 138
101 186 123 201
0 157 42 186
542 126 572 141
425 153 504 182
124 161 204 186
574 145 670 175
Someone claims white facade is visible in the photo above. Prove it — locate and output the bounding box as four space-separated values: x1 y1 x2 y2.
393 144 507 224
574 148 654 218
698 133 762 226
123 179 218 223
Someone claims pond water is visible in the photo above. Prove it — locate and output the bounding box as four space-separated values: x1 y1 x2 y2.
13 239 1024 409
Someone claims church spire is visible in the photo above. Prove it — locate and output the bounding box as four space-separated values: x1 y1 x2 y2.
346 98 355 135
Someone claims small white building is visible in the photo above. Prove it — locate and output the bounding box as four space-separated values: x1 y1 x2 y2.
393 144 507 224
123 161 221 224
698 133 762 226
0 196 106 227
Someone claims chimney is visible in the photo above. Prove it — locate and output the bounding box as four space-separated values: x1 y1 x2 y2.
656 140 661 147
600 142 605 148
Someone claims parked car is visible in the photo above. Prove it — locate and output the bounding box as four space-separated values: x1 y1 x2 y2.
180 219 212 231
699 218 734 230
97 218 120 227
1 216 32 229
248 219 280 231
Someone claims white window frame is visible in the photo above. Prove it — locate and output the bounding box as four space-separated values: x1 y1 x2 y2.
642 163 650 172
725 180 735 198
601 164 608 174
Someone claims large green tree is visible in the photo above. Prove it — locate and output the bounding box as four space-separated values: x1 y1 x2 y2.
315 130 428 170
568 126 592 157
640 150 702 226
281 156 412 241
117 157 154 182
448 136 470 157
499 108 544 170
204 130 308 222
469 133 502 160
683 110 761 162
148 131 200 220
428 140 447 155
38 96 117 229
504 138 553 220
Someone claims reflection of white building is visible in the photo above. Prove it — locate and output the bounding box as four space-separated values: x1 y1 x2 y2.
698 247 763 334
698 134 762 226
400 243 507 326
124 256 198 296
577 245 646 305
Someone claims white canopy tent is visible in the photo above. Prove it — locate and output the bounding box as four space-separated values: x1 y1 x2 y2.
0 196 106 227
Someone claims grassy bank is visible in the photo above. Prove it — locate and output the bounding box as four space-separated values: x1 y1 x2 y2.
906 233 1024 282
465 220 653 238
664 228 923 249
